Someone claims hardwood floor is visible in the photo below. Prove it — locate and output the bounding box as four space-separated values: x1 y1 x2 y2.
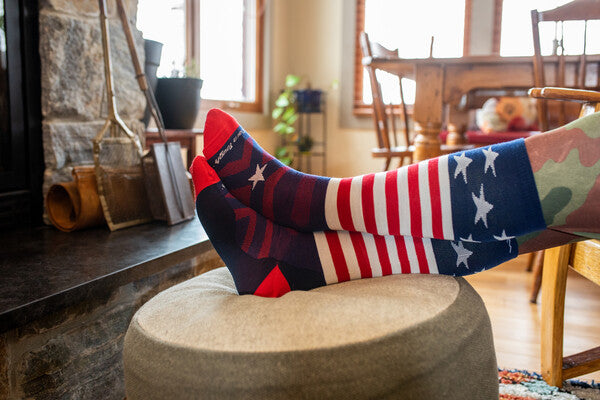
465 254 600 383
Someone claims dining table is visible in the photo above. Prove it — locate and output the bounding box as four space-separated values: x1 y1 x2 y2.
364 54 600 161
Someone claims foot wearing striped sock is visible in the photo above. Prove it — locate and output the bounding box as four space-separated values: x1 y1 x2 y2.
191 156 519 297
204 109 546 243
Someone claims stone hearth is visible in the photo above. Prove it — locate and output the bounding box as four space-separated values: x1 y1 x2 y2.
39 0 146 216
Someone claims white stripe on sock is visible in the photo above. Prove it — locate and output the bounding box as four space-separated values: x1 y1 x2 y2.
397 166 411 237
419 161 433 239
385 235 402 274
350 175 366 232
404 236 421 274
438 155 454 240
313 232 338 284
423 238 439 274
325 178 342 230
373 172 388 235
362 233 382 277
338 231 362 280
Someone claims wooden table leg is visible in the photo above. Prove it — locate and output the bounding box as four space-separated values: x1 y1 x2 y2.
412 65 444 162
413 121 442 162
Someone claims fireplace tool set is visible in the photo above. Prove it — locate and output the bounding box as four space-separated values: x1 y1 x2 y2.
93 0 194 231
47 0 195 232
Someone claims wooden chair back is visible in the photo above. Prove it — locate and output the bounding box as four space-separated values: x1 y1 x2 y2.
360 31 411 169
528 86 600 387
531 0 600 130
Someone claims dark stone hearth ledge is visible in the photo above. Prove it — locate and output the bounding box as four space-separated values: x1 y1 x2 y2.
0 219 212 333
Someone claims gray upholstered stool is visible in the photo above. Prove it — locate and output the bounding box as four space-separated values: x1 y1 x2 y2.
124 267 498 399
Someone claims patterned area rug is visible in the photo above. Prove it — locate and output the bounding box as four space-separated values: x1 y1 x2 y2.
499 369 600 399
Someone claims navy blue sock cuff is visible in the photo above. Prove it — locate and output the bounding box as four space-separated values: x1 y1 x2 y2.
449 139 546 242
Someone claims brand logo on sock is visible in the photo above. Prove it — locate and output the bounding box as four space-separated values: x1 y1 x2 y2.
214 143 233 165
214 130 243 165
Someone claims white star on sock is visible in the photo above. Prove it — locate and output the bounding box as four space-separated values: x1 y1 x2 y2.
248 164 267 190
453 153 472 183
472 184 494 228
482 147 499 177
493 230 516 252
451 241 473 269
459 234 481 243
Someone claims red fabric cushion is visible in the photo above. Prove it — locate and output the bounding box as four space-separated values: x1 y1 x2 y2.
440 130 539 145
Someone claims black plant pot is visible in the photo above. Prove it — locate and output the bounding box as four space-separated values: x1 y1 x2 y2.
155 77 203 129
143 39 163 127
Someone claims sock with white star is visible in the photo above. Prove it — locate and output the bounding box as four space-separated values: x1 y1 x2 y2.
191 155 519 297
203 108 546 243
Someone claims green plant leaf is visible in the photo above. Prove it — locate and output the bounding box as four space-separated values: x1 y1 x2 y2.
280 157 292 166
285 126 295 135
272 107 284 119
275 94 289 108
286 113 299 125
281 106 296 121
274 122 288 134
275 146 288 158
285 74 301 88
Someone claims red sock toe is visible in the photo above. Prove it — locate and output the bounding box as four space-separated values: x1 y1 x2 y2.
190 155 220 196
202 109 241 159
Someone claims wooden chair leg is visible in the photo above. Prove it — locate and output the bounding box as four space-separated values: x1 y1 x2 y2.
541 245 571 388
383 158 391 171
529 250 545 303
526 251 536 272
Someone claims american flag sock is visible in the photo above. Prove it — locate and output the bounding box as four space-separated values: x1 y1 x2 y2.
191 156 519 297
203 109 546 243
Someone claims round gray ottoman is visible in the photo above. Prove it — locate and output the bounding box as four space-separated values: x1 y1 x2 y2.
124 267 498 399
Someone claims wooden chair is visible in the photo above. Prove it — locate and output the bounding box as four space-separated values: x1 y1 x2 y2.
531 0 600 131
528 86 600 387
360 32 413 170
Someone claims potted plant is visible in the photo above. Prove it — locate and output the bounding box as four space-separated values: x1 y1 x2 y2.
272 75 320 165
155 61 203 129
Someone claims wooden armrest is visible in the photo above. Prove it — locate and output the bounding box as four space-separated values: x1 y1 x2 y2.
528 87 600 103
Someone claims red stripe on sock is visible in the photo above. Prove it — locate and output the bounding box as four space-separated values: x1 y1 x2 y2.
262 167 286 220
361 173 377 234
257 220 274 259
241 213 256 252
219 139 254 177
394 236 411 274
336 178 355 231
325 231 351 282
413 237 430 274
385 170 400 235
349 232 372 279
374 235 393 276
428 158 444 239
291 176 316 228
407 164 422 238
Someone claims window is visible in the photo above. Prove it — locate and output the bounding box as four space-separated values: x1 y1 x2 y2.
499 0 600 56
137 0 264 112
354 0 467 112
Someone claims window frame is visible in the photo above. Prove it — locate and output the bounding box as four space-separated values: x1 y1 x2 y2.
186 0 264 113
352 0 475 115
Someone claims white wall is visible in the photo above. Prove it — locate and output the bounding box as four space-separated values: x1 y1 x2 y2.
194 0 497 177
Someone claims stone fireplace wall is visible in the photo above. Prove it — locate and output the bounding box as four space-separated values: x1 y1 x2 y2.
39 0 146 218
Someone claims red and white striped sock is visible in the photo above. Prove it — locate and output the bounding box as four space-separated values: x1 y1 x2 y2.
204 109 545 243
192 155 518 297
